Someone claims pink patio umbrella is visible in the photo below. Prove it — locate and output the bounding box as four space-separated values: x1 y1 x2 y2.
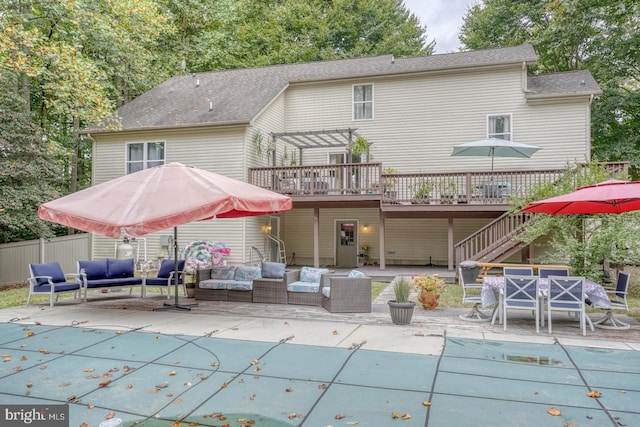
38 162 292 310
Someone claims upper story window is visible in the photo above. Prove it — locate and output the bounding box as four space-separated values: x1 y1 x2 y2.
126 141 165 174
487 114 512 140
353 84 374 121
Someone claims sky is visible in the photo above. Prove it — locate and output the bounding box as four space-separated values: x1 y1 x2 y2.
403 0 479 53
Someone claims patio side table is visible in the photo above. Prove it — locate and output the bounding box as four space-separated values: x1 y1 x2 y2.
252 279 288 304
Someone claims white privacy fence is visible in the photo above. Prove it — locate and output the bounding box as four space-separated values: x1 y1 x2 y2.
0 234 91 286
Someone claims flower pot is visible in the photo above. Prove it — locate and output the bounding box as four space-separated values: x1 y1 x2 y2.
388 301 415 325
417 292 439 309
186 284 196 298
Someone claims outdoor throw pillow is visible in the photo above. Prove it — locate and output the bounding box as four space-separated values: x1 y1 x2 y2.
234 266 262 281
107 258 134 278
261 261 286 279
210 266 236 280
348 270 366 278
79 260 109 280
300 266 329 283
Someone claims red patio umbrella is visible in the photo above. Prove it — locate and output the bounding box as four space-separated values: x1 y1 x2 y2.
521 179 640 215
38 162 292 310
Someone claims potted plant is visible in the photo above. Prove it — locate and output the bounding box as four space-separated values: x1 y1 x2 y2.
412 274 447 309
439 179 458 204
351 135 371 162
411 180 433 204
382 167 398 199
185 273 196 298
388 276 415 325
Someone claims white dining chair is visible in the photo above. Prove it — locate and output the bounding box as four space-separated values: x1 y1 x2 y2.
547 276 592 336
501 275 540 333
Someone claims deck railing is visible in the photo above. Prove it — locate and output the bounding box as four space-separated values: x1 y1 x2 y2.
249 162 629 204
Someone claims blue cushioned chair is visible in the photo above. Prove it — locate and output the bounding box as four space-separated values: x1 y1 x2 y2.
28 262 82 307
144 259 185 299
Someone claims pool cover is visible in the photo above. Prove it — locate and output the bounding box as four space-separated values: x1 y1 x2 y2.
1 322 639 426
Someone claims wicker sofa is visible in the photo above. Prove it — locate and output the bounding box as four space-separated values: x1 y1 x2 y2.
195 265 261 302
195 261 292 302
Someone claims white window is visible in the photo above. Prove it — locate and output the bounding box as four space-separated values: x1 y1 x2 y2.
126 141 165 174
487 114 512 140
353 84 374 120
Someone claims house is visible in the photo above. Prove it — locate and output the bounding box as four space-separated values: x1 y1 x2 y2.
84 44 605 271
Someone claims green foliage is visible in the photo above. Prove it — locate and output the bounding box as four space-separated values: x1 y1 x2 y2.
351 136 371 156
392 276 411 303
460 0 640 178
0 72 68 242
411 180 433 200
513 162 640 282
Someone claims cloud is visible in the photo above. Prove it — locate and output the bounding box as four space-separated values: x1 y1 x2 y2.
404 0 478 53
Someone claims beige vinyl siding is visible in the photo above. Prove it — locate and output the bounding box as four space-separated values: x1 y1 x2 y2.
282 209 490 267
91 127 262 265
248 94 286 168
283 68 589 171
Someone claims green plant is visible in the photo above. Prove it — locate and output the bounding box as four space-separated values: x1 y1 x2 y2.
382 167 398 192
351 135 371 156
412 180 433 200
439 179 458 196
392 276 412 303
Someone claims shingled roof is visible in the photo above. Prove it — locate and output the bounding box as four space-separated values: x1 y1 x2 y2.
526 70 602 99
88 44 597 133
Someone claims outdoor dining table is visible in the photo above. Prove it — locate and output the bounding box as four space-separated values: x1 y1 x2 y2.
481 276 611 326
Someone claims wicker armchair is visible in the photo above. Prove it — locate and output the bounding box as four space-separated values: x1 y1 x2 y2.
321 274 372 313
252 269 300 304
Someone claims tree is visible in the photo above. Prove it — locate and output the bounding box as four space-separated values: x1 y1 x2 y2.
460 0 640 177
0 72 68 242
167 0 434 72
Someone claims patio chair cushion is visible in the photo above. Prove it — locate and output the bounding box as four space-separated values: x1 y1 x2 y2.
31 262 67 286
299 266 328 284
79 260 110 280
210 266 237 280
157 259 185 278
261 261 286 279
288 281 321 293
227 281 253 291
348 270 366 278
107 258 135 278
198 280 228 290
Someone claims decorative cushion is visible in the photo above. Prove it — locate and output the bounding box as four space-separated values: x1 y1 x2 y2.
107 258 134 278
348 270 367 278
234 266 262 281
261 261 286 279
198 280 228 290
158 259 185 278
210 266 237 280
79 260 109 280
227 281 253 291
299 266 329 284
31 262 67 286
287 281 320 293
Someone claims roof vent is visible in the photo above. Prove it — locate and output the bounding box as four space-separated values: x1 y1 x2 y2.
580 80 585 85
196 79 200 87
391 54 395 64
209 101 213 112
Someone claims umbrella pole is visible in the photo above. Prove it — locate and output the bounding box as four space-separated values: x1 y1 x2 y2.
154 227 198 311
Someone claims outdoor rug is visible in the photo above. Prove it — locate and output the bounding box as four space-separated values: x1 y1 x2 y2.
1 322 639 426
